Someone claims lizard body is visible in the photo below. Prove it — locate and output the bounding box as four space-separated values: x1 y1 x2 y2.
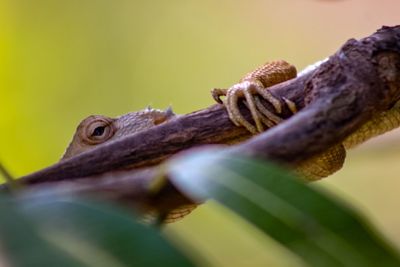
63 60 400 222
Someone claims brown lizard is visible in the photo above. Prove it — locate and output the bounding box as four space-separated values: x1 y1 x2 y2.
43 59 400 223
60 59 400 222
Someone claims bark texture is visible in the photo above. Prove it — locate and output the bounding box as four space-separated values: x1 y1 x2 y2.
2 26 400 216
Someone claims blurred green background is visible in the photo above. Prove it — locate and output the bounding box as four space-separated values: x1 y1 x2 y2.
1 1 400 266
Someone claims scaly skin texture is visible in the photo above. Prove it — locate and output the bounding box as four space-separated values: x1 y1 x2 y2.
299 102 400 180
343 101 400 149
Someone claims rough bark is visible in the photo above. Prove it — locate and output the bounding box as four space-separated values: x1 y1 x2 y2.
21 60 311 184
3 26 400 215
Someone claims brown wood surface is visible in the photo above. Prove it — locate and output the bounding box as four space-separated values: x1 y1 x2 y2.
3 26 400 216
21 56 311 184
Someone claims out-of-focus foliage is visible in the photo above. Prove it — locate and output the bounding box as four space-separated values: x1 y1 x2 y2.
1 1 400 266
0 194 197 267
1 150 400 267
169 149 400 267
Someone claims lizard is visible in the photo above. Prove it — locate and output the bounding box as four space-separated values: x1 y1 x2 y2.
54 59 400 223
64 61 342 182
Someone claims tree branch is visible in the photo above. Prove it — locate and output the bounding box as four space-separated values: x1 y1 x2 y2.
5 26 400 216
21 58 311 184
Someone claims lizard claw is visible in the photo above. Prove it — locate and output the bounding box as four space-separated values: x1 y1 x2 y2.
224 81 282 134
211 88 227 104
213 81 283 134
211 60 297 134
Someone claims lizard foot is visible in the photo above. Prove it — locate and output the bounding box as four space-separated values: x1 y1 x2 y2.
212 60 297 134
212 82 285 133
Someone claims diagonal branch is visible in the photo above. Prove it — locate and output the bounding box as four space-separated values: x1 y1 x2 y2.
20 58 311 184
6 25 400 217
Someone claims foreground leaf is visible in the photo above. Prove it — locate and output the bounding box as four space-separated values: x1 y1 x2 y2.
0 194 196 267
168 148 400 267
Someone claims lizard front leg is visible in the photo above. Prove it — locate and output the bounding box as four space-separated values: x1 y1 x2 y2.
212 60 297 133
212 60 346 181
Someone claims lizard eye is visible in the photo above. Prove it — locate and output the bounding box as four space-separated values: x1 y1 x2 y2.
92 126 105 137
80 116 116 145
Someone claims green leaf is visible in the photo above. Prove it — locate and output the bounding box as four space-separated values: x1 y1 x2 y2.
0 194 197 267
168 148 400 267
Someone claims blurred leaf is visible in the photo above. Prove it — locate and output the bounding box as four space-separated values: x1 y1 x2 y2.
0 194 196 267
168 148 400 267
0 196 83 267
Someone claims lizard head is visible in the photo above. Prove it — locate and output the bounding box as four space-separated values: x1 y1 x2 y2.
62 107 175 160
